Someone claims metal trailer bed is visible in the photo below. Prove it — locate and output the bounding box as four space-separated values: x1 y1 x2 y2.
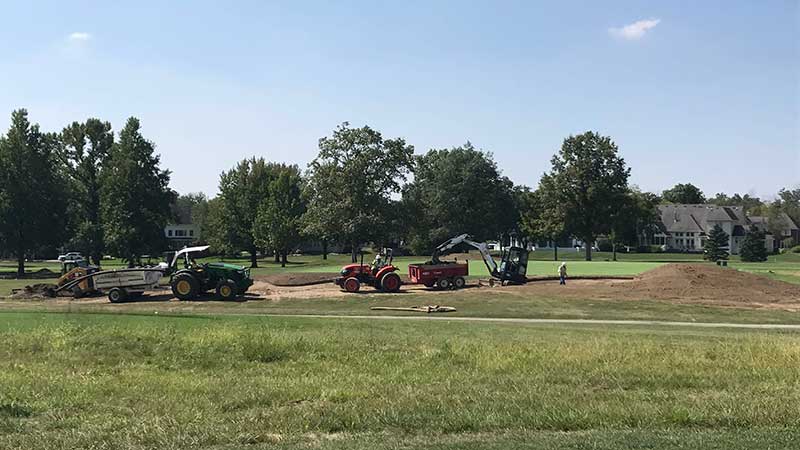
56 268 165 302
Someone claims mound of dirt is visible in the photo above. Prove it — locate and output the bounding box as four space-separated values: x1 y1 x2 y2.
10 283 57 298
258 273 338 287
628 264 800 304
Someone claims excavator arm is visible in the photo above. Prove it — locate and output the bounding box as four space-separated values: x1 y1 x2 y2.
432 234 499 277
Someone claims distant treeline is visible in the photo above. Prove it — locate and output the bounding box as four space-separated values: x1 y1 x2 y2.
1 110 798 275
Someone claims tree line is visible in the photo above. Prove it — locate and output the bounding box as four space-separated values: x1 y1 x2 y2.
2 110 798 275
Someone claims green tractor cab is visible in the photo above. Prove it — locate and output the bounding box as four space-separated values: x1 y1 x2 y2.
168 246 253 301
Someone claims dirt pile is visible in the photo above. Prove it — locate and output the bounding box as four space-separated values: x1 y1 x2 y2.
627 264 800 304
10 283 57 298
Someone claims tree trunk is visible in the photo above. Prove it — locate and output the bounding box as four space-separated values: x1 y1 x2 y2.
322 240 328 260
281 251 287 268
584 240 592 261
553 244 558 262
274 251 280 263
16 251 24 278
612 242 617 261
250 248 258 268
351 242 358 263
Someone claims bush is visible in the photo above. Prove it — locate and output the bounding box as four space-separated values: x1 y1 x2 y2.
791 245 800 254
597 239 613 252
636 245 663 254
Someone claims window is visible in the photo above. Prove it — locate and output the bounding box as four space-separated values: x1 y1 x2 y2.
189 230 194 237
168 230 173 237
175 229 186 237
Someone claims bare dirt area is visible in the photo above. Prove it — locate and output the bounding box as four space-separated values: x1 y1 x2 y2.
511 264 800 309
4 264 799 311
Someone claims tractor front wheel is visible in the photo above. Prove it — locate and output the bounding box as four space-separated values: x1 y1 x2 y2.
172 273 200 300
216 280 238 301
343 277 361 293
380 273 401 293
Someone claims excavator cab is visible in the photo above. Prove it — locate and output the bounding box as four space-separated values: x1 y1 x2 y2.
498 246 528 284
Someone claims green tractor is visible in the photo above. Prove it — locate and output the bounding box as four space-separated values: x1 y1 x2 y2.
168 246 253 301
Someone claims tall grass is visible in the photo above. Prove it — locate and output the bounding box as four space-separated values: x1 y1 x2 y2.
0 312 798 449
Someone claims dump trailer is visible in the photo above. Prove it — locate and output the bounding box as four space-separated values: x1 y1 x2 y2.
408 262 469 289
56 267 165 303
425 234 529 285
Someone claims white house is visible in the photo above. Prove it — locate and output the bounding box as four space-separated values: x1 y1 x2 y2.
164 224 200 249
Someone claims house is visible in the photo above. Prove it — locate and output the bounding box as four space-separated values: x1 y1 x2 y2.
653 204 750 254
748 213 800 251
164 224 200 249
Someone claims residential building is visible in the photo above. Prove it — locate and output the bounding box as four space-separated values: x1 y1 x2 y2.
653 204 749 254
748 213 800 251
649 204 799 254
164 224 200 249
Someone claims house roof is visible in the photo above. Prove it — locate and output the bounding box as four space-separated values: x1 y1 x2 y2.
658 204 748 234
748 213 800 231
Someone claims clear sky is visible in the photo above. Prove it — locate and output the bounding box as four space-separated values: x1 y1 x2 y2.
1 1 797 199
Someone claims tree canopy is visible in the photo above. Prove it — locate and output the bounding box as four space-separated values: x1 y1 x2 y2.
703 224 729 262
254 166 305 267
100 118 175 266
401 143 516 254
0 110 69 275
304 123 414 262
662 183 706 204
539 131 631 261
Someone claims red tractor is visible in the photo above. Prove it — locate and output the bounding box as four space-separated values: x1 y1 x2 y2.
335 248 402 293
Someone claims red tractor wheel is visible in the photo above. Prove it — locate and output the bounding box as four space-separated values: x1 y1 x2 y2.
343 277 361 293
380 272 401 293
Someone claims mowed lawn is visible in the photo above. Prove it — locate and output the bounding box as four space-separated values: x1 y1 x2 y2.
0 312 799 449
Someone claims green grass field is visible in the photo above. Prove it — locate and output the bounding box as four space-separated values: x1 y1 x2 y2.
0 311 798 449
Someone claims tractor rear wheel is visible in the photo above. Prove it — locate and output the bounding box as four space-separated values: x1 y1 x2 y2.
436 278 451 290
343 277 361 293
216 280 238 301
453 277 466 289
172 273 200 300
380 273 401 293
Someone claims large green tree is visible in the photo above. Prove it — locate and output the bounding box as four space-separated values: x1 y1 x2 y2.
607 189 661 261
100 118 175 266
703 224 729 262
254 167 305 267
212 158 286 267
60 118 114 264
518 180 566 261
540 131 631 261
775 188 800 227
739 229 768 262
0 110 69 276
401 143 516 254
662 183 706 204
304 123 414 262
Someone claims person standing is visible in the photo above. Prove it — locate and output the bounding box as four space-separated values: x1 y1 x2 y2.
558 262 567 285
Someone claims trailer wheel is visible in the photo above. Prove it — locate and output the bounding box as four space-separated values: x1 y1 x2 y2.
343 277 360 293
437 278 451 290
380 273 401 293
454 277 466 289
216 280 238 300
172 273 199 300
108 288 126 303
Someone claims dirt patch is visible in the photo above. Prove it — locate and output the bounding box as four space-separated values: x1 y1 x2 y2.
10 283 57 298
257 273 339 287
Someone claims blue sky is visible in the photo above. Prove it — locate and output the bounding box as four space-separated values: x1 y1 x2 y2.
1 1 797 198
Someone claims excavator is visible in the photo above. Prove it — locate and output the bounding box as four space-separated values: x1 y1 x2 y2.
432 234 529 284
